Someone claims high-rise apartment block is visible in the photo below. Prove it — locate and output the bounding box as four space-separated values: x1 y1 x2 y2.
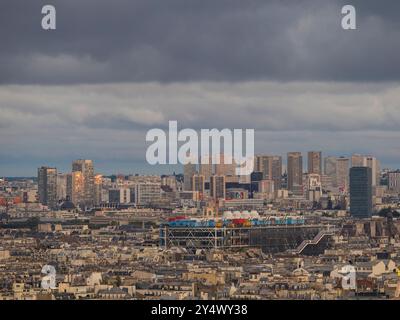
38 166 58 209
183 161 197 191
94 174 103 206
71 159 95 208
192 174 205 195
324 156 337 185
210 175 226 200
365 156 380 187
350 167 373 218
336 157 350 192
308 151 322 175
254 155 282 190
56 173 68 202
287 152 303 194
351 154 380 187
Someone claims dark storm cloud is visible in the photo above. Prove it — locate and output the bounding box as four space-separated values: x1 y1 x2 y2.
1 0 400 84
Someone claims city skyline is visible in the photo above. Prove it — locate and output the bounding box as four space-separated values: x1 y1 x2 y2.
0 150 395 178
2 0 400 304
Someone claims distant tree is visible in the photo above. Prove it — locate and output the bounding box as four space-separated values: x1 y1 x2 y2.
378 207 400 218
26 217 40 231
115 276 122 287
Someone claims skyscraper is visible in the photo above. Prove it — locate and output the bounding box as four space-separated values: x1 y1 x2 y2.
254 155 282 190
183 162 197 191
192 174 205 198
38 166 58 209
210 175 226 200
287 152 303 194
351 154 380 186
336 157 350 192
365 156 381 187
308 151 322 175
56 173 68 201
324 156 337 186
94 174 103 206
271 156 283 190
72 159 95 208
351 154 365 167
254 155 266 174
350 167 372 218
67 171 84 206
199 155 213 183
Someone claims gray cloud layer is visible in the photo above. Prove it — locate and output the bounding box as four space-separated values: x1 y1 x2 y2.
1 82 400 175
1 0 400 84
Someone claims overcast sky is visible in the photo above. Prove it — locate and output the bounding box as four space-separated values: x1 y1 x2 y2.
1 0 400 176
